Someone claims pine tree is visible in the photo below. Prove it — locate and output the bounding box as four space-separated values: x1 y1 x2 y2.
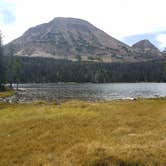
8 44 15 88
13 57 21 90
0 32 5 90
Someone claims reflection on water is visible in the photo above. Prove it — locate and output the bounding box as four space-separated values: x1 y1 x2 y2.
11 83 166 102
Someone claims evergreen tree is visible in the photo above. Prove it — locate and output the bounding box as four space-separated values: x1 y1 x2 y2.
0 32 5 90
7 44 15 88
13 57 21 90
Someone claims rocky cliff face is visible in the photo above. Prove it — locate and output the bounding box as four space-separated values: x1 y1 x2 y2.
4 17 163 62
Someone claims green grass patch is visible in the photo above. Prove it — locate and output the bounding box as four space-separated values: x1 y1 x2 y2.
0 99 165 166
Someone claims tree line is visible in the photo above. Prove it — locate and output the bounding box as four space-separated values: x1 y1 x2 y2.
0 33 5 90
0 33 21 91
5 57 165 83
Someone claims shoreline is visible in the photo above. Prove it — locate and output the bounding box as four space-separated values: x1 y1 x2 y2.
0 89 166 104
1 93 166 104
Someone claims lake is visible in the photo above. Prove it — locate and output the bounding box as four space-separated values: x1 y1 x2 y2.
10 83 166 102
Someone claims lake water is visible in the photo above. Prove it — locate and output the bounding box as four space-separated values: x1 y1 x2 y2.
10 83 166 102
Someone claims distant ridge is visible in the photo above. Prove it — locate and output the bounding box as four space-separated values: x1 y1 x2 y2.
132 40 162 59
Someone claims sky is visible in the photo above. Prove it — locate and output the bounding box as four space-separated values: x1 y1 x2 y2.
0 0 166 50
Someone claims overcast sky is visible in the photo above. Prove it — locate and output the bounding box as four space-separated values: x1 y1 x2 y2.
1 0 166 49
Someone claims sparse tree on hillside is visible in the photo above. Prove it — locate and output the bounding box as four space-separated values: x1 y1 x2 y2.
162 48 166 57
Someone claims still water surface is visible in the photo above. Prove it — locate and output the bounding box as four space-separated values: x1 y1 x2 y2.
11 83 166 102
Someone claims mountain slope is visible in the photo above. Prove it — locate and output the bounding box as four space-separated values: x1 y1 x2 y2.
5 17 132 62
132 40 162 59
4 18 163 62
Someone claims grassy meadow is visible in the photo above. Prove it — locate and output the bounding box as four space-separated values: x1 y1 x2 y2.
0 99 165 166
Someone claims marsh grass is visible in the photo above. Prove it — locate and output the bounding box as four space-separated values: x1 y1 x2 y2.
0 99 165 166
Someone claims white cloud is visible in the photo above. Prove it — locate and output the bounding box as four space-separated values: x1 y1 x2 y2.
1 0 166 44
157 34 166 50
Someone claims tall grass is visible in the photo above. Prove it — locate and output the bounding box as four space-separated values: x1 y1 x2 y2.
0 99 165 166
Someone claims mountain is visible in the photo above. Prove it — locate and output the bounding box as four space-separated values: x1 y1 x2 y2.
4 17 163 62
132 40 162 59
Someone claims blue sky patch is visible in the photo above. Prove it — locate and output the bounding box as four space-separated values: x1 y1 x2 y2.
0 0 16 25
122 31 166 50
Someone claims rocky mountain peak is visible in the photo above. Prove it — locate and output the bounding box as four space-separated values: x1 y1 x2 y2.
132 40 159 50
132 40 162 59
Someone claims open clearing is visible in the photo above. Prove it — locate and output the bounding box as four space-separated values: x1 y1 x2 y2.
0 99 166 166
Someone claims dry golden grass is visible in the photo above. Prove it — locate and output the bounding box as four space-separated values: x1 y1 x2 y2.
0 90 15 98
0 99 166 166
